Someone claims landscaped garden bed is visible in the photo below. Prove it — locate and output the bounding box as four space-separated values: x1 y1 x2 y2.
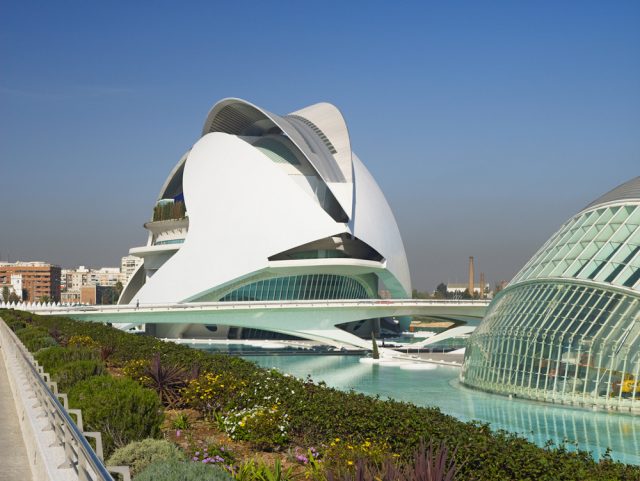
2 309 639 481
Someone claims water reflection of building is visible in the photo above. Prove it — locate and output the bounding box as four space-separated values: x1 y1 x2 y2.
462 177 640 414
465 393 640 462
248 354 640 463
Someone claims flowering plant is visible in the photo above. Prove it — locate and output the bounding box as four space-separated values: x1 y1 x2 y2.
122 358 151 385
188 440 236 470
182 371 248 418
221 405 290 450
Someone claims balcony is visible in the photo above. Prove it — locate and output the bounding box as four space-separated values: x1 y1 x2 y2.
152 199 186 222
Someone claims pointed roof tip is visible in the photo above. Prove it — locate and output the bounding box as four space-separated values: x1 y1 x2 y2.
286 101 352 180
584 176 640 211
199 97 355 219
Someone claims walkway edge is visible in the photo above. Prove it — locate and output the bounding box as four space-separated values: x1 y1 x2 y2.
0 318 75 481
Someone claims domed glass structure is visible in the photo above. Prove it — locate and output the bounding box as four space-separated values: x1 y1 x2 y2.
462 177 640 413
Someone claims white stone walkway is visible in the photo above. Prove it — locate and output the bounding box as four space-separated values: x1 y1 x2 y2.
0 346 33 481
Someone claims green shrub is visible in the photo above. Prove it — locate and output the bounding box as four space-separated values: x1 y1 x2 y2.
172 412 191 431
67 335 100 349
26 335 57 352
235 459 298 481
15 325 49 342
16 326 57 351
51 359 104 392
68 376 163 457
222 405 289 451
5 317 26 332
107 439 184 477
35 346 98 371
133 459 233 481
6 310 640 481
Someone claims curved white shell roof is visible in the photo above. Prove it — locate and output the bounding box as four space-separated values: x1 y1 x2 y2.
202 98 354 219
125 98 411 304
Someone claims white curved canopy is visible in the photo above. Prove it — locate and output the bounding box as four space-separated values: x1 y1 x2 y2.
201 98 354 219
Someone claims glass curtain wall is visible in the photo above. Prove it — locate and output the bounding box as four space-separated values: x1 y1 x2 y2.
219 274 372 302
462 200 640 413
462 281 640 411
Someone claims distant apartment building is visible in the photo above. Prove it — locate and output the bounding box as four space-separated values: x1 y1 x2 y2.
1 273 22 302
61 266 122 291
0 262 61 302
120 255 143 284
60 256 142 305
80 285 118 305
60 290 81 304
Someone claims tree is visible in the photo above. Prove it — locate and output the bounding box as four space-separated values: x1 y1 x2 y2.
1 286 9 303
434 283 448 299
371 332 380 360
412 289 431 299
100 287 119 305
39 295 50 304
8 292 21 303
114 281 123 297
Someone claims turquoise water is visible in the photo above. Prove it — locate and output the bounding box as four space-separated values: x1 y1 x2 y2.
243 354 640 465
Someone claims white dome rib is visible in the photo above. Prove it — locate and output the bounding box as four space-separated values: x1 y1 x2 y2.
583 176 640 211
287 102 352 184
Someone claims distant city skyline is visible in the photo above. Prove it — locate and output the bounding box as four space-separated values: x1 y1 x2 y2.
1 1 638 291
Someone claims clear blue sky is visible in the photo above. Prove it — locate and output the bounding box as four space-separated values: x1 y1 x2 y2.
1 1 638 291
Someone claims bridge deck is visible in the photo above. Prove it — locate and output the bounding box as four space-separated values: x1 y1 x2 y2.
0 346 33 480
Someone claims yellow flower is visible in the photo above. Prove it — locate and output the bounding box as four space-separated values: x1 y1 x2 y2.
347 461 354 466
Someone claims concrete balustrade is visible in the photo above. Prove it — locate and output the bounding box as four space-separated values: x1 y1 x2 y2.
0 318 130 481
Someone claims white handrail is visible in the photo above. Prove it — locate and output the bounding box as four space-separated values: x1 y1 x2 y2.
0 319 129 481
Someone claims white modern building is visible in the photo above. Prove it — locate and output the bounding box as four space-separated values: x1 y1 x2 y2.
119 98 412 339
462 176 640 412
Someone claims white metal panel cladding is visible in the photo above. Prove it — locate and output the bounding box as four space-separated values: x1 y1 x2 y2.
122 99 411 305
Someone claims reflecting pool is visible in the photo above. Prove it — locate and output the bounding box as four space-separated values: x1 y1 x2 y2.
245 354 640 465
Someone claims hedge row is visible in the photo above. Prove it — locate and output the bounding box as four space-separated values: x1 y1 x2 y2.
2 309 639 481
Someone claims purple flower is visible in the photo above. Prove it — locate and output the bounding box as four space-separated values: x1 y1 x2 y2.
176 429 181 437
192 456 198 461
296 454 309 464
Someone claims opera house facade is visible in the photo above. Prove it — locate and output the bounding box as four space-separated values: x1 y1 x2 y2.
462 177 640 412
118 98 411 338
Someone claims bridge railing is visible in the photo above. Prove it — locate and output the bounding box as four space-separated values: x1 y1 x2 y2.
4 298 491 316
0 319 130 481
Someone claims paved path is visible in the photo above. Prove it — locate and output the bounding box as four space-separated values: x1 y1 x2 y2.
0 346 33 481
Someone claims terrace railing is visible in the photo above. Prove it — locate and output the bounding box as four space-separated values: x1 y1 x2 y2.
0 319 131 481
